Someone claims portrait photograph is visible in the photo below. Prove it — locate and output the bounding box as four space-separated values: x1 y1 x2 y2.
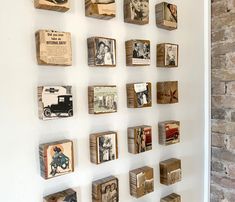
134 83 151 107
135 127 152 153
101 178 119 202
129 0 149 22
165 44 178 66
164 3 177 23
132 40 150 65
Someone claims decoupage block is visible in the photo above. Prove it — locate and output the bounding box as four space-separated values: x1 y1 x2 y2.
157 81 178 104
161 193 181 202
43 189 77 202
34 0 70 12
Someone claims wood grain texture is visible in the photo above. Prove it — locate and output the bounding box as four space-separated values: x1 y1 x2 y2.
34 0 70 12
157 81 178 104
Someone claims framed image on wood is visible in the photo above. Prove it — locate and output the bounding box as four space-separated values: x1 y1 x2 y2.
34 0 70 12
35 30 72 66
159 121 180 145
157 43 178 67
157 81 178 104
43 189 77 202
161 193 181 202
90 131 118 164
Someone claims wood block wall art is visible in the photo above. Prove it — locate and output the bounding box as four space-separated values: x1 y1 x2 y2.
39 139 74 179
125 39 150 66
38 86 73 120
85 0 116 20
129 166 154 198
161 193 181 202
90 131 118 164
43 189 77 202
128 125 152 154
158 121 180 145
87 37 116 67
35 30 72 66
124 0 149 25
157 81 178 104
34 0 70 12
160 158 181 185
88 85 118 114
126 82 152 108
157 43 178 67
92 176 119 202
155 2 177 30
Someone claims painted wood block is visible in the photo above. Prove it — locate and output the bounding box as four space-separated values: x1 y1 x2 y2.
160 158 181 185
35 30 72 66
43 189 77 202
90 131 118 164
85 0 116 20
161 193 181 202
128 125 152 154
38 86 73 120
125 39 150 66
34 0 70 12
157 81 178 104
88 85 118 114
39 139 74 179
157 43 179 67
124 0 149 25
129 166 154 198
87 37 116 67
155 2 177 30
126 82 152 108
92 176 119 202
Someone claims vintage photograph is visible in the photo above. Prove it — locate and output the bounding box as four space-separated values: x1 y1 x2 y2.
95 38 116 66
45 0 68 4
97 133 117 163
129 0 149 22
132 40 150 64
136 127 152 153
164 3 177 23
134 83 151 107
165 122 180 144
44 189 77 202
101 178 119 202
165 44 178 66
136 171 154 194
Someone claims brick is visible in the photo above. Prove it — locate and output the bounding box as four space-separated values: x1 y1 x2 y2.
211 160 227 173
212 69 235 82
212 120 226 133
212 132 226 147
212 41 235 56
231 112 235 122
226 81 235 95
226 52 235 68
212 81 226 95
224 191 235 201
211 174 235 189
226 122 235 135
210 184 225 202
212 147 235 163
212 1 227 17
212 95 235 108
212 108 226 119
212 29 226 43
212 13 235 32
211 54 226 69
228 136 235 150
228 163 235 178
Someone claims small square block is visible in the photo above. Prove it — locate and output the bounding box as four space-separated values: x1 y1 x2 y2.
157 81 178 104
158 121 180 145
90 131 118 164
35 30 72 66
126 82 152 108
155 2 177 30
43 189 77 202
34 0 70 12
39 139 74 179
129 166 154 198
92 176 119 202
161 193 181 202
159 158 182 185
38 86 73 120
128 125 152 154
125 40 150 66
157 43 179 67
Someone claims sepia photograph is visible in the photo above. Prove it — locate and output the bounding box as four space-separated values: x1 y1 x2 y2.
129 0 149 22
101 178 119 202
134 83 151 107
165 44 178 66
43 189 77 202
136 127 152 153
45 0 68 4
164 3 177 23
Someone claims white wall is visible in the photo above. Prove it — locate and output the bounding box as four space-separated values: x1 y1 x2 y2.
0 0 205 201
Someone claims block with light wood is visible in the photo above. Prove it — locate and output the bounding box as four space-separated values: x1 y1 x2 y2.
160 193 181 202
157 43 178 67
34 0 70 12
43 189 77 202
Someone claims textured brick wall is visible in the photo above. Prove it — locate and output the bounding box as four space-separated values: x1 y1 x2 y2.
211 0 235 201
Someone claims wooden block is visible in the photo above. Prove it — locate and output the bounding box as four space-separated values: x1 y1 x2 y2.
35 30 72 66
155 2 177 30
87 37 116 67
161 193 181 202
88 85 118 114
159 158 181 185
34 0 70 12
92 176 119 202
43 188 77 202
125 39 150 66
157 81 178 104
159 121 180 145
129 166 154 198
39 139 74 179
85 0 116 20
128 125 152 154
126 82 152 108
38 86 73 120
90 131 118 164
157 43 179 67
124 0 149 25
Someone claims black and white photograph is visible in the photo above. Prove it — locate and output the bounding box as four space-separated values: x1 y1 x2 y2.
134 83 151 107
164 3 177 23
129 0 149 22
46 0 68 4
95 38 116 66
101 178 119 202
132 40 150 65
165 44 178 66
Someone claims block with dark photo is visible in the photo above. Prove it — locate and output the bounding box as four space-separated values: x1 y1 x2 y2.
128 125 152 154
156 2 177 30
157 43 178 67
88 85 118 114
126 40 150 66
90 131 118 164
87 37 116 67
124 0 149 25
159 121 180 145
157 81 178 104
39 139 74 179
161 193 181 202
34 0 70 12
43 188 77 202
129 166 154 198
85 0 116 20
38 86 73 120
92 176 119 202
160 158 182 185
126 82 152 108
